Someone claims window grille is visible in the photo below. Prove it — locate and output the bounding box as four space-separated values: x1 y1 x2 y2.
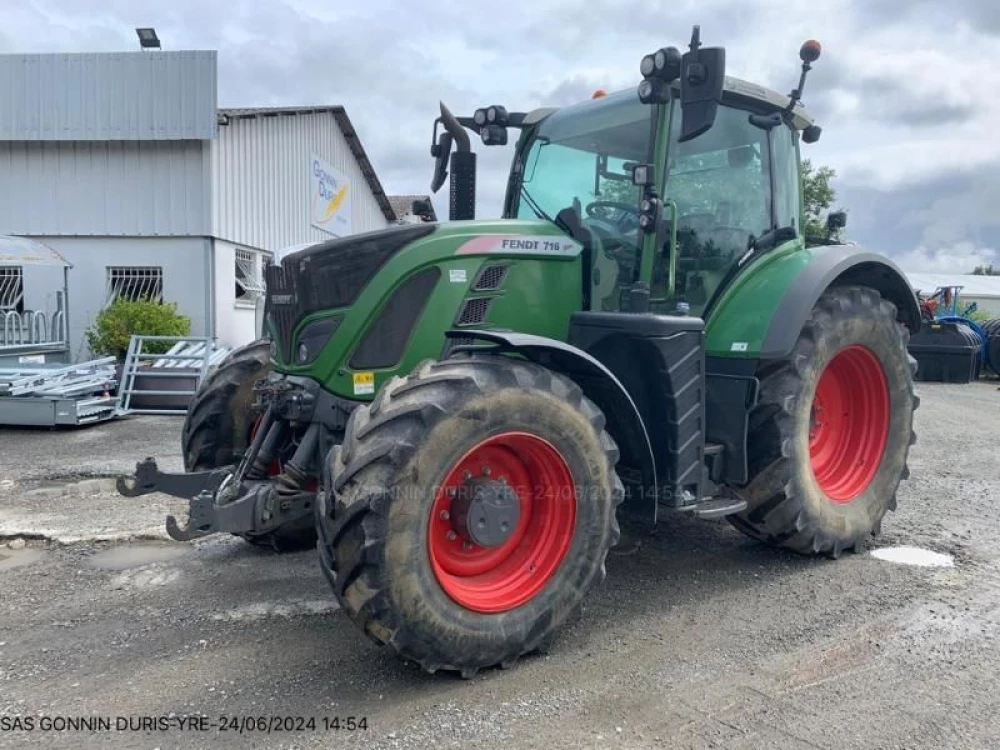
0 266 24 312
235 248 266 304
105 267 164 305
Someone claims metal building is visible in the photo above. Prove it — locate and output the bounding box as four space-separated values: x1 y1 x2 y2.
905 272 1000 318
0 49 395 363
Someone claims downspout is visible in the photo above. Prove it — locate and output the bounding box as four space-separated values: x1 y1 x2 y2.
205 236 217 341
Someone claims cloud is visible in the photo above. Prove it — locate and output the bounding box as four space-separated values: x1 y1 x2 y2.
1 0 997 270
891 242 1000 274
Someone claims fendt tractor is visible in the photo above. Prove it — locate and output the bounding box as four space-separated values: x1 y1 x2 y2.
119 28 920 676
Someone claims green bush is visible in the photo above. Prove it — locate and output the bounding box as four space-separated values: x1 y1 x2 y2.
85 298 191 360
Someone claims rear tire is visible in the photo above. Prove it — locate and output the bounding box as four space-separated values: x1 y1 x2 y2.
182 338 316 552
316 353 624 676
728 285 918 558
983 318 1000 374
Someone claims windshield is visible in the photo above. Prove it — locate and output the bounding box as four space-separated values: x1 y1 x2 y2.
513 90 651 309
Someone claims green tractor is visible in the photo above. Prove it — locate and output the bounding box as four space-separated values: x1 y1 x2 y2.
119 28 920 676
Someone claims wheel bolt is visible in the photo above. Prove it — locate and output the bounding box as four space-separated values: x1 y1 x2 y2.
462 541 473 550
446 530 457 541
482 465 491 477
499 477 507 485
462 471 472 481
440 510 450 521
447 487 457 498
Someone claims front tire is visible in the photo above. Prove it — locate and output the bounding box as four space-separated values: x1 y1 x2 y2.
316 354 624 676
728 285 918 557
181 338 316 552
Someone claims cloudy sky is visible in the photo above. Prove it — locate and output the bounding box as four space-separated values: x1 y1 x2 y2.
3 0 998 272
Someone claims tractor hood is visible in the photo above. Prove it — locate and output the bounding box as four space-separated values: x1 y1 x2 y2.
264 219 576 363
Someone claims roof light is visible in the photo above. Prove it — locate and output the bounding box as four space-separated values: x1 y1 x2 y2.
800 39 821 63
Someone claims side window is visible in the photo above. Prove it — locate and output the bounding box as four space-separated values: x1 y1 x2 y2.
771 124 801 233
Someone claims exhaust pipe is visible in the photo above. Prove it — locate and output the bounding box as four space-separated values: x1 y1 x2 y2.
439 102 476 221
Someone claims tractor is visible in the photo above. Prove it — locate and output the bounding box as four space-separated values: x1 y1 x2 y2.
118 28 920 677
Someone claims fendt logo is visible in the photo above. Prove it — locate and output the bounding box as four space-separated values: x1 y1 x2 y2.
310 154 352 236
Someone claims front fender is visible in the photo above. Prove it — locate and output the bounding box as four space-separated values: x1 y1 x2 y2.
445 329 659 523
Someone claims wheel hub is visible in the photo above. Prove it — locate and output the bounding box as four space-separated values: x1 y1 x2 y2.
452 477 521 548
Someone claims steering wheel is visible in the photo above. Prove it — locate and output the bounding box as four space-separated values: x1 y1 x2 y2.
586 200 640 229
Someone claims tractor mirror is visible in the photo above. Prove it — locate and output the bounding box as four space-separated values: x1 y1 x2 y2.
430 132 453 193
679 46 726 143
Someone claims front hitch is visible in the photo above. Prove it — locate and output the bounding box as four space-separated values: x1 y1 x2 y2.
116 458 313 543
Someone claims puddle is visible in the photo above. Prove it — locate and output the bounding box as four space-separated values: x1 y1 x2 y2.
87 542 190 570
871 545 955 568
0 547 46 571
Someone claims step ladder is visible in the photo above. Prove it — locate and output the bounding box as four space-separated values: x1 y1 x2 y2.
115 335 222 415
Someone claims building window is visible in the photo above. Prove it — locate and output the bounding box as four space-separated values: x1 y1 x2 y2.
106 266 164 305
0 266 25 313
235 248 267 305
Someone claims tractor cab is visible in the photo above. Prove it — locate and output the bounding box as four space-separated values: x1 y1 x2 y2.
432 27 823 320
501 84 807 317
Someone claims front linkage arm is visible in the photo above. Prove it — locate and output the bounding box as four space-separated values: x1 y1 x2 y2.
116 458 314 542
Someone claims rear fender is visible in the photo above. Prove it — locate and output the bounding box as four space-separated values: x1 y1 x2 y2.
445 329 659 523
705 242 921 360
760 247 921 360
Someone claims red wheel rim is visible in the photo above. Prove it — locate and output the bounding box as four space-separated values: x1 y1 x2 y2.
809 345 890 503
428 432 577 614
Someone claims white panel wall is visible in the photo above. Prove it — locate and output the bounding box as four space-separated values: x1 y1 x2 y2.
0 140 211 236
213 238 259 350
211 111 388 251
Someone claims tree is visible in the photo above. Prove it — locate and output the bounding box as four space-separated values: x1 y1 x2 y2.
801 158 843 245
971 264 1000 276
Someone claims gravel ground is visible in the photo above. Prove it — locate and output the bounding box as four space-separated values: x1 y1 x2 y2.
1 380 999 749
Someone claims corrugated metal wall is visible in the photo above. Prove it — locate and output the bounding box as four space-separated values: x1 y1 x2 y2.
0 140 211 235
0 51 217 141
211 111 388 250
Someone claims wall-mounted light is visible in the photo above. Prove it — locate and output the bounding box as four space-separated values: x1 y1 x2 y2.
135 27 161 50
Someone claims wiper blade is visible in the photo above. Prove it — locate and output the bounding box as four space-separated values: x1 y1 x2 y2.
520 186 573 235
519 186 550 222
